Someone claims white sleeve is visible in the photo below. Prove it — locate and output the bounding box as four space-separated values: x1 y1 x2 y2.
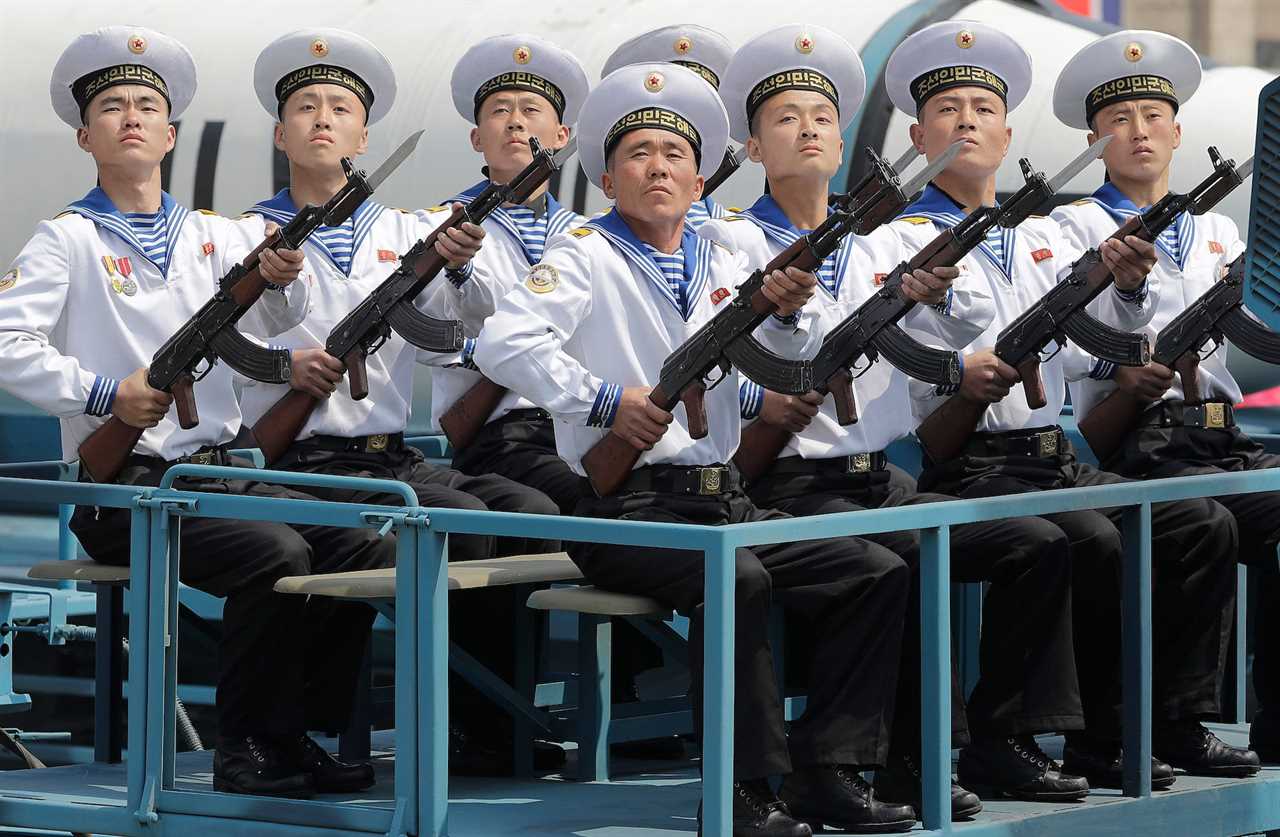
474 238 614 426
413 207 507 329
1051 206 1156 331
0 222 108 417
223 215 310 338
900 268 995 349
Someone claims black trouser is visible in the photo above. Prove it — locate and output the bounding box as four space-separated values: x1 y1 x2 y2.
572 471 909 779
452 410 588 516
275 438 561 737
1105 413 1280 719
921 430 1238 740
750 460 1080 750
70 456 396 741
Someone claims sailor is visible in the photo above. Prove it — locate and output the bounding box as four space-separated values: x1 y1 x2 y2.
601 24 736 228
434 32 591 515
239 28 563 773
0 26 395 798
700 22 1089 819
477 61 918 836
889 19 1242 791
1052 29 1264 773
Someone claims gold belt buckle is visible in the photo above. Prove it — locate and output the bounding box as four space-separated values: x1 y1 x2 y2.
1037 431 1059 457
188 452 214 466
1203 403 1226 429
366 433 389 452
849 453 872 473
698 468 723 495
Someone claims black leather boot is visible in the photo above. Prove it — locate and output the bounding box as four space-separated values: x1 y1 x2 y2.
1061 733 1175 790
279 734 375 793
874 751 982 819
780 765 916 834
213 735 314 798
957 735 1088 802
1155 720 1260 778
697 779 812 837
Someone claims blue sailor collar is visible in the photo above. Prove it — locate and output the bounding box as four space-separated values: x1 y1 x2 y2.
685 196 726 229
898 183 1016 283
448 180 579 266
739 193 853 298
1085 182 1194 271
246 189 385 277
585 207 714 321
64 187 190 278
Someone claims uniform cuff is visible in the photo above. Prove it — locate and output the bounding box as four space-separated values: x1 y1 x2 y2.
933 353 964 396
932 287 954 316
1089 357 1117 380
460 337 479 370
587 382 623 428
446 261 474 288
1113 280 1147 304
739 380 765 420
771 311 800 327
86 375 119 417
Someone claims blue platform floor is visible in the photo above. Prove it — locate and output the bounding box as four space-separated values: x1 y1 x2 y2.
0 726 1278 835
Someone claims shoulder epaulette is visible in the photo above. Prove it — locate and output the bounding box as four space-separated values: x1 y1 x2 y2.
898 216 930 225
722 215 748 222
1071 198 1092 206
53 210 75 220
196 209 220 217
726 206 743 213
569 227 594 238
426 205 450 213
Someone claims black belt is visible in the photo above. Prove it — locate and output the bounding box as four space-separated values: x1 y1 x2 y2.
619 464 739 496
298 432 405 454
1140 400 1236 430
769 451 888 476
963 426 1065 459
497 408 551 424
125 444 233 472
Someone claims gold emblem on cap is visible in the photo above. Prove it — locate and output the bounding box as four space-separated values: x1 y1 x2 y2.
1125 42 1144 62
795 33 815 54
645 71 665 92
513 45 532 65
310 38 329 58
956 29 976 49
674 36 693 56
128 35 147 55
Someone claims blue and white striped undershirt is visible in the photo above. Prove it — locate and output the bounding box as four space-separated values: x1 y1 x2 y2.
643 244 689 312
123 210 169 274
313 217 356 274
504 205 550 264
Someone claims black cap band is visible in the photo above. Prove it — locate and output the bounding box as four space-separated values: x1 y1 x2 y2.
746 68 839 125
473 72 566 121
1086 74 1178 125
673 60 720 89
604 107 703 168
910 65 1007 111
275 64 375 119
72 64 171 120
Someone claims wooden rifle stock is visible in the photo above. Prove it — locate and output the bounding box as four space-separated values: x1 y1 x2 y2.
915 394 989 464
439 376 511 450
1077 355 1200 463
345 348 370 401
252 388 321 465
77 418 145 484
581 382 676 497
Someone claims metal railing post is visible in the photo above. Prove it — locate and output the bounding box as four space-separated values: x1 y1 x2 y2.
920 525 952 833
1121 502 1154 798
702 536 736 837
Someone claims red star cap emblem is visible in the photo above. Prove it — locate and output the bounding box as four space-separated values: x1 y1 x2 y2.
128 36 146 55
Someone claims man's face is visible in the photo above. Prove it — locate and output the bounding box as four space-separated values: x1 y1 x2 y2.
747 89 843 182
1089 99 1181 185
274 83 369 170
76 84 176 171
602 128 704 228
909 86 1011 181
470 90 569 178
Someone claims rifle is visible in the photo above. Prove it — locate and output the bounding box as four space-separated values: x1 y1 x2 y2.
1079 252 1280 460
252 136 576 464
437 141 757 452
734 139 1112 481
916 146 1254 464
77 131 423 483
578 142 966 497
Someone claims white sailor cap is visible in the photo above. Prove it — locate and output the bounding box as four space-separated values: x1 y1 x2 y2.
884 20 1032 116
50 26 196 128
577 63 730 188
254 28 396 124
1053 30 1201 130
719 24 865 143
451 34 589 126
601 25 733 90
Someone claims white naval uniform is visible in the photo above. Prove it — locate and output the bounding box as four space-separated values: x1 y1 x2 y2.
429 183 584 430
1052 191 1246 420
0 188 305 462
474 208 808 476
896 185 1155 433
238 191 462 441
699 194 993 460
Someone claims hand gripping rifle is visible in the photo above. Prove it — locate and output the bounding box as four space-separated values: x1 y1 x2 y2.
252 136 576 464
77 131 423 482
437 141 754 452
1080 252 1280 460
578 142 963 497
734 138 1112 481
917 146 1253 464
